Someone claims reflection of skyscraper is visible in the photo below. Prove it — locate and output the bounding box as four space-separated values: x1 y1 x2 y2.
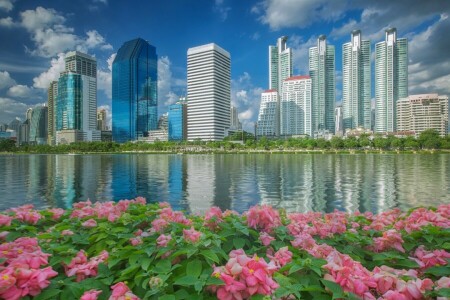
375 28 408 133
342 30 371 131
187 43 230 141
186 155 215 213
112 38 158 142
309 35 336 135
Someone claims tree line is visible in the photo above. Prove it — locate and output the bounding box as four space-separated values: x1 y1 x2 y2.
0 129 449 153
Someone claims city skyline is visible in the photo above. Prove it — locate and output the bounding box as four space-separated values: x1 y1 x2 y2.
0 1 449 131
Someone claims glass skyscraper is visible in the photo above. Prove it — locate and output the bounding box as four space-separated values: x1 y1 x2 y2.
112 38 158 143
57 72 83 131
342 30 371 131
269 36 293 93
168 102 187 141
29 106 48 145
375 28 408 133
309 35 336 135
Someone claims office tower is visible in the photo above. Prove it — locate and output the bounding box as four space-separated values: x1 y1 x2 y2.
158 113 168 131
29 106 48 145
280 75 312 136
257 90 278 137
269 36 293 93
168 101 187 141
335 105 343 136
18 119 29 145
397 94 448 137
187 43 230 141
112 38 158 143
47 81 57 145
309 35 336 136
230 106 241 130
342 30 371 131
375 28 408 133
97 109 107 131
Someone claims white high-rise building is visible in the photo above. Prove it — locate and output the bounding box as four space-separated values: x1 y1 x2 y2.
335 105 343 136
309 35 336 136
342 30 371 131
280 75 312 136
257 90 278 137
269 36 293 93
375 28 408 133
397 94 448 137
187 43 230 141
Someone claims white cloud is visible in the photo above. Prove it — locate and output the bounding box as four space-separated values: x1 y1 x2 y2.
0 0 13 12
288 34 316 74
84 30 113 51
32 53 65 89
97 53 116 99
0 70 16 89
158 56 186 110
7 85 37 98
0 97 28 123
20 6 65 32
213 0 231 21
251 32 261 41
0 17 15 27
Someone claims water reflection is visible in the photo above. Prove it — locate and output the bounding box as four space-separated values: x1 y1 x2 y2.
0 154 449 214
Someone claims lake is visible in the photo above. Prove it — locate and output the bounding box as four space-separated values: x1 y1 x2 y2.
0 153 449 214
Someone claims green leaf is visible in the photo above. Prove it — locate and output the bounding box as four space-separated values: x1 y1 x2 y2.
200 249 220 263
425 265 450 277
159 295 176 300
233 237 246 249
186 259 203 278
174 275 199 286
33 288 61 300
141 257 152 271
321 279 345 299
153 259 172 274
288 263 303 275
436 288 450 297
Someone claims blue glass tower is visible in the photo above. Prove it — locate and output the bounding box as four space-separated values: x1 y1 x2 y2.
168 102 187 141
56 71 83 131
112 38 158 143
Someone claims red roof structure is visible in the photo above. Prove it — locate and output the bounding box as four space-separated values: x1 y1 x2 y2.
263 89 277 93
284 75 310 81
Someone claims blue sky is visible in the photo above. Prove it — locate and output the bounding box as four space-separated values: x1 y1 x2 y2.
0 0 449 131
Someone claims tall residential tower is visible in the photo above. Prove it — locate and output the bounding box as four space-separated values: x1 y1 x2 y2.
112 38 158 143
342 30 371 131
375 28 408 133
187 43 230 141
269 36 293 93
309 35 336 135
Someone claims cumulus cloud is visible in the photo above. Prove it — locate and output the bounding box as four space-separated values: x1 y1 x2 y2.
97 53 116 99
0 70 16 89
0 17 15 27
32 53 65 89
288 34 317 75
0 97 28 123
0 0 14 12
231 72 264 131
158 56 186 112
213 0 231 21
7 85 37 98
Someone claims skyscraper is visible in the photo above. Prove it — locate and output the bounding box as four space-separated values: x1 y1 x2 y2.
97 109 107 131
375 28 408 133
47 81 57 145
112 38 158 143
280 75 312 136
230 106 241 130
257 90 278 137
187 43 230 141
269 36 293 93
309 35 336 135
342 30 371 131
168 101 187 141
29 106 48 145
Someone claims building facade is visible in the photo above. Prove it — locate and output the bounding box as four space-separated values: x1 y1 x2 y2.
230 106 241 130
375 28 408 133
47 81 58 145
168 102 187 141
335 105 344 136
342 30 371 131
257 90 278 137
397 94 448 137
269 36 293 93
29 106 48 145
97 109 107 131
309 35 336 136
112 38 158 143
187 43 230 141
280 75 312 136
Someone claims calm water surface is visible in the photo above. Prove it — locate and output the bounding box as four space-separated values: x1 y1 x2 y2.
0 153 449 214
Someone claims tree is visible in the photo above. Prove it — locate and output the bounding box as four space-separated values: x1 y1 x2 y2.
0 139 16 152
330 136 344 149
419 129 441 149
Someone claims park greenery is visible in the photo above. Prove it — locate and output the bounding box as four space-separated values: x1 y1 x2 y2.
0 129 449 153
0 199 449 299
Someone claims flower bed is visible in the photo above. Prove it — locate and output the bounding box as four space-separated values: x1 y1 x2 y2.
0 199 450 299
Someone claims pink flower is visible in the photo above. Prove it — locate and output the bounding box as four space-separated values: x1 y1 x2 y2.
109 282 140 300
183 227 201 243
372 229 405 253
130 237 143 246
61 230 74 236
156 234 172 247
411 245 450 270
259 232 275 246
48 208 65 220
80 289 102 300
436 277 450 289
82 219 97 228
65 250 108 282
0 231 9 240
271 247 292 267
0 214 13 226
246 205 281 233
